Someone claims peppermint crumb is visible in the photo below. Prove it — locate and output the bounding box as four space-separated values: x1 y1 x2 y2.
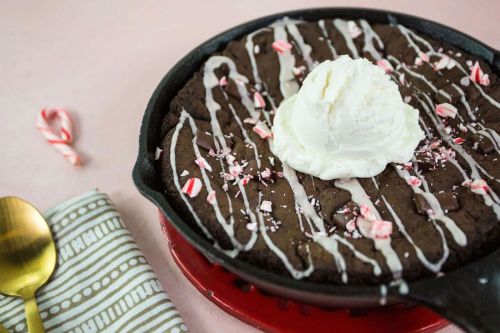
404 252 410 258
478 277 488 284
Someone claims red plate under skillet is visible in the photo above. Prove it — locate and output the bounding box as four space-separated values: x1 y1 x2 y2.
160 213 449 333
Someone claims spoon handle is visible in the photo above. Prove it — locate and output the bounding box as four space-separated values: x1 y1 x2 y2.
24 297 45 333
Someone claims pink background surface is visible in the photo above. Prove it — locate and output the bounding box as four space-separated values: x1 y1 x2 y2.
1 1 498 332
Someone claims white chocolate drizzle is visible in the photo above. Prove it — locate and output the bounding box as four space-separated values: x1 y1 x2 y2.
168 18 499 285
333 19 360 58
318 20 338 58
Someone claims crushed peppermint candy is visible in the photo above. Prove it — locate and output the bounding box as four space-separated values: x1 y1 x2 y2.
275 171 284 178
469 179 489 195
469 61 490 86
206 190 216 204
253 91 266 109
260 168 272 179
360 204 376 221
194 156 212 172
458 123 468 132
404 96 412 103
260 200 272 213
219 76 228 87
226 154 236 165
222 183 229 192
399 73 405 85
403 162 413 171
241 175 252 186
222 172 235 181
180 170 189 177
272 39 292 54
246 222 258 231
453 137 465 145
433 55 455 70
229 164 243 177
407 176 422 188
346 219 357 232
436 103 457 119
253 121 273 139
460 76 470 87
155 147 163 160
347 20 362 38
376 59 393 73
370 220 393 239
181 177 202 198
419 52 430 62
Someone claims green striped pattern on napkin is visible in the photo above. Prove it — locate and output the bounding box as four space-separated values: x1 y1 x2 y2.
0 190 187 333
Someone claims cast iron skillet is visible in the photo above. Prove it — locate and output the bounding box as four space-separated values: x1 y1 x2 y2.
133 7 500 333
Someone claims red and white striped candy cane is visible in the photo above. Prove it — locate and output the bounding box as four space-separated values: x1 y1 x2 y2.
36 107 81 166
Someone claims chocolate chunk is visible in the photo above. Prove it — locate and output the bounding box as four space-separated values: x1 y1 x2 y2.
332 201 358 229
414 194 432 215
435 191 459 211
196 130 216 152
473 133 494 154
415 192 459 214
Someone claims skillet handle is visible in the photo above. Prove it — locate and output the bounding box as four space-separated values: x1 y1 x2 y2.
403 249 500 333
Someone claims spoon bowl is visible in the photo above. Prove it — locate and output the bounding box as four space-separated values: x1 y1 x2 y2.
0 197 57 333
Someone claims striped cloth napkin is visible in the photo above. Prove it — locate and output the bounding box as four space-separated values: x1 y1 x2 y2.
0 190 187 333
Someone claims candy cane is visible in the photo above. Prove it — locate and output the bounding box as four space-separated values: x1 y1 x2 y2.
36 107 81 166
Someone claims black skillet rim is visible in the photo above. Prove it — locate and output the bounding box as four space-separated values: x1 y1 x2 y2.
133 7 500 298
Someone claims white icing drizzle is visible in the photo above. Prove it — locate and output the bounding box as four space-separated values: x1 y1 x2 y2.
393 165 467 246
416 93 497 182
271 21 300 99
382 195 449 273
451 83 476 121
467 124 500 154
442 53 500 109
419 117 433 139
397 24 500 109
477 123 500 147
226 100 261 167
185 112 257 254
318 19 338 58
284 163 382 281
283 164 325 233
295 203 305 232
284 17 314 70
360 19 383 60
333 19 360 58
389 55 451 101
335 178 403 279
244 28 269 91
169 112 213 240
170 18 499 284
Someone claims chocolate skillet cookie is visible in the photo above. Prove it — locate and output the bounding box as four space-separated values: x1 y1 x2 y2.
160 18 500 285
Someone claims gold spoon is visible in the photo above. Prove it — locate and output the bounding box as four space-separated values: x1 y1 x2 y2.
0 197 57 333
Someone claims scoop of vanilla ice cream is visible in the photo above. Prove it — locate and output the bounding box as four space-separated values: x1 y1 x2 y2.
271 55 425 179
